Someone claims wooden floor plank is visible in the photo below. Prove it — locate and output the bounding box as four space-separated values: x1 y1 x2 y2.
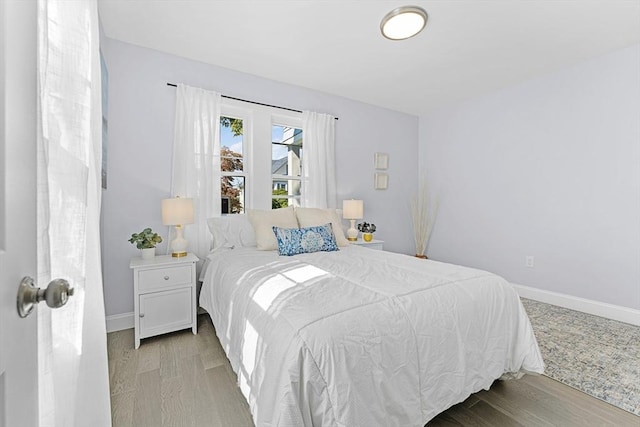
464 399 524 427
436 400 491 427
110 390 134 427
159 334 179 380
161 374 191 427
196 317 229 370
186 356 217 427
489 377 604 426
108 339 139 396
132 369 162 427
427 411 465 427
524 374 639 425
205 365 254 427
473 381 554 427
136 336 161 374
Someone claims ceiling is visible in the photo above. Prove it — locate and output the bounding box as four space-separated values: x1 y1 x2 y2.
98 1 640 116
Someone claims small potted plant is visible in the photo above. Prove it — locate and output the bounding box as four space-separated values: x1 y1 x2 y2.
357 222 377 242
128 228 163 260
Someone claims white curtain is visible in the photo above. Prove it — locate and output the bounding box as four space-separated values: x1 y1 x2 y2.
172 84 222 260
301 111 337 208
36 0 111 426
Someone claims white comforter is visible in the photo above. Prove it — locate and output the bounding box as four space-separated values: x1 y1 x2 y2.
200 246 544 426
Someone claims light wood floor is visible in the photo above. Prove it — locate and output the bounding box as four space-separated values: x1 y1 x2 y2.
108 314 638 427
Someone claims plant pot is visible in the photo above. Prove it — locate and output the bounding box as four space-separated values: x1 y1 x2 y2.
363 233 374 242
141 247 156 260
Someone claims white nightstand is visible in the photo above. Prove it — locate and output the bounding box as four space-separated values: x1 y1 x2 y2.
130 253 199 349
351 239 384 251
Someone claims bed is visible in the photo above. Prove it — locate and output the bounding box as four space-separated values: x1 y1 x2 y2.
200 211 544 426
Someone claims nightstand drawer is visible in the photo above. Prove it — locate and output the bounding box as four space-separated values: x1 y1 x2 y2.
138 265 192 292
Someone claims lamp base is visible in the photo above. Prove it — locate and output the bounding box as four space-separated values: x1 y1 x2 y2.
347 219 358 242
170 225 188 258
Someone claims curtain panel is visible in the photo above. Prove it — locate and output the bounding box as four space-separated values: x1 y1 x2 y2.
171 84 222 260
36 0 111 425
301 111 337 209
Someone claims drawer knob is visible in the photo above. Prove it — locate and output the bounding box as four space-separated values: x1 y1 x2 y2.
139 313 145 318
164 276 170 280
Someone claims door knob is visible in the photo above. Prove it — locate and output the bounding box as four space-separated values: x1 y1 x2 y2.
17 276 74 318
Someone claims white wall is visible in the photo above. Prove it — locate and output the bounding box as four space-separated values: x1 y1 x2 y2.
419 44 640 310
101 38 418 317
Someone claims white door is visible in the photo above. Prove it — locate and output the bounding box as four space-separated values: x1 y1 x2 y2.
0 1 39 426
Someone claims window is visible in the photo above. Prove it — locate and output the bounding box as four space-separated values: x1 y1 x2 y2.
271 124 303 209
220 116 246 214
218 100 303 213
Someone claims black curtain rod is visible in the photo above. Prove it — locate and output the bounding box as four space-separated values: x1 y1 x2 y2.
167 83 338 120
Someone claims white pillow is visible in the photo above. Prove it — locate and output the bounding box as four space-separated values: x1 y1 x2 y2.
247 206 299 250
295 207 350 247
206 215 257 250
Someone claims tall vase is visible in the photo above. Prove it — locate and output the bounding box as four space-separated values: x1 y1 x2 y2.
141 247 155 260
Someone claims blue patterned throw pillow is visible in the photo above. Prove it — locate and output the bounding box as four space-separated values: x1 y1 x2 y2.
272 223 339 256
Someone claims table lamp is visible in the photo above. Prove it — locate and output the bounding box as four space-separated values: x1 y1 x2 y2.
162 196 194 257
343 199 363 242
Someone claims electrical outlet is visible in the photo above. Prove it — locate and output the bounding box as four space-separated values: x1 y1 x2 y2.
525 256 534 268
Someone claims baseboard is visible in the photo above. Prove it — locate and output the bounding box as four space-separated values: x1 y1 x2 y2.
512 283 640 326
106 312 134 333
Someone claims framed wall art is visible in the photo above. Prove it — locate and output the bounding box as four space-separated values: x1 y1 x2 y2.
374 173 388 190
374 152 388 170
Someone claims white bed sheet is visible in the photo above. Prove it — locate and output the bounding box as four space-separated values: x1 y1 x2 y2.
200 246 544 426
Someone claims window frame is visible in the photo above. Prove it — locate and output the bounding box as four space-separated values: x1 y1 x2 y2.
219 103 252 214
271 122 303 209
218 99 303 212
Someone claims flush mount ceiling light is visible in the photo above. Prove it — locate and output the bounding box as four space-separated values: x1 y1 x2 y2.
380 6 428 40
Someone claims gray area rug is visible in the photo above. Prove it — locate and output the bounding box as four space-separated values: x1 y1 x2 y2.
521 298 640 415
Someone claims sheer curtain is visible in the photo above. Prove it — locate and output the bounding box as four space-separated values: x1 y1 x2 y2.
36 0 111 425
171 84 222 260
301 111 337 208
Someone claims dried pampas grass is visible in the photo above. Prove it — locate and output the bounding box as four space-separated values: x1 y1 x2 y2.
410 179 437 257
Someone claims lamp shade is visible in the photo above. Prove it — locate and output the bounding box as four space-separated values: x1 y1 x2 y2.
342 199 364 220
162 197 194 226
